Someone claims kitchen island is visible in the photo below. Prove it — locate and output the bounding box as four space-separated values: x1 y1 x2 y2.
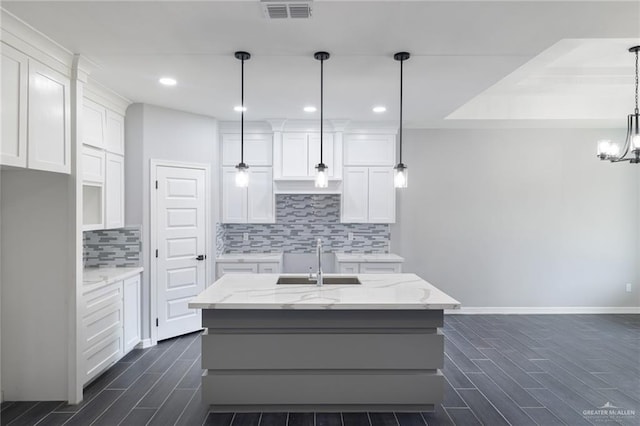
188 273 460 412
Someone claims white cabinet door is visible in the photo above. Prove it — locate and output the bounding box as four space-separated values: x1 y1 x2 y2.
307 133 335 177
368 167 395 223
341 167 369 223
105 153 125 229
258 263 280 274
27 60 70 174
281 133 309 178
123 275 141 354
360 262 402 274
105 110 125 155
248 167 274 223
1 44 28 168
216 262 258 279
222 166 247 223
222 133 272 166
83 98 106 149
83 146 105 184
344 134 396 166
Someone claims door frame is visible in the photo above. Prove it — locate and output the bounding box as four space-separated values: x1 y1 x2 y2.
150 159 211 346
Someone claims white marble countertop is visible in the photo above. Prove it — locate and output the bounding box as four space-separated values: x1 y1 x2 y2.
334 253 405 263
83 267 144 286
189 273 460 310
216 253 283 263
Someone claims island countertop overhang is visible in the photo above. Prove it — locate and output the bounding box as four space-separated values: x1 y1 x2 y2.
188 273 461 310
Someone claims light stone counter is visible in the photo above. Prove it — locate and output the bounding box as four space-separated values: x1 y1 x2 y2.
83 267 144 286
189 273 459 310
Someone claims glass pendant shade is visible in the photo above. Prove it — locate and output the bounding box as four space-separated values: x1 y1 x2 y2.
235 163 249 188
394 163 408 188
597 46 640 163
315 163 329 188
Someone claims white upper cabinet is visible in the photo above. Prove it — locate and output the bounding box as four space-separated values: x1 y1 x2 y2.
221 166 274 224
82 146 106 184
343 134 396 166
342 166 395 223
1 44 28 168
27 60 71 174
367 167 395 223
222 133 272 166
221 167 248 223
277 132 338 179
83 98 106 149
105 153 125 229
105 110 125 155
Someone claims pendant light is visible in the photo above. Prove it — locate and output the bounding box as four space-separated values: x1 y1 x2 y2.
314 51 330 188
394 52 410 188
235 51 251 187
597 45 640 164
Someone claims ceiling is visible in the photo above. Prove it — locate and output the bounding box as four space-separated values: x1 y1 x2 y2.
3 0 639 128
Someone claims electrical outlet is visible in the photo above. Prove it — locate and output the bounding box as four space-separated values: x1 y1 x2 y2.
348 232 354 241
626 283 632 292
243 232 249 241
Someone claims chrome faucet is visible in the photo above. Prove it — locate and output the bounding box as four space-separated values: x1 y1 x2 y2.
308 238 324 287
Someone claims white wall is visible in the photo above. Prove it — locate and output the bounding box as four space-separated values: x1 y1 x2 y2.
125 104 219 342
1 169 70 399
391 128 640 309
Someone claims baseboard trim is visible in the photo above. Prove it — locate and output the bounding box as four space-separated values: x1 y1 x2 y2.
136 338 155 349
446 306 640 315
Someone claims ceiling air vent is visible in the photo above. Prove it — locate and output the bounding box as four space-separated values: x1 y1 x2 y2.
261 0 313 19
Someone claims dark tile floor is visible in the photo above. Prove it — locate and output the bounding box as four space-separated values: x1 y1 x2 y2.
1 314 639 426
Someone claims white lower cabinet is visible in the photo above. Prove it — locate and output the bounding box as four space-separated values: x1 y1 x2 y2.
215 254 283 280
123 275 141 353
82 271 141 385
337 262 403 274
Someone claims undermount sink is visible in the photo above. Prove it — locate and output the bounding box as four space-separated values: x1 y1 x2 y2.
277 275 361 285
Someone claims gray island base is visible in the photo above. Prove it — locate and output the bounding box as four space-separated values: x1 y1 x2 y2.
189 273 460 412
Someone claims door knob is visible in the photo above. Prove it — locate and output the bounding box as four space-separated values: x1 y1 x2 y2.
196 255 205 261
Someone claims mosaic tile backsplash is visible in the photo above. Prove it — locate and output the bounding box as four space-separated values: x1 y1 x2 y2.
220 194 390 254
84 226 142 267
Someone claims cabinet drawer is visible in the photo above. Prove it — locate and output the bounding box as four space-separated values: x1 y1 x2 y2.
338 262 359 274
83 329 122 382
83 300 123 350
216 262 258 278
83 280 123 316
258 263 280 274
360 262 402 273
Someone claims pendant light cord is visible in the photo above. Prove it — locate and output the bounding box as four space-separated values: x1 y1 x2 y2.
635 49 638 114
399 57 403 164
320 57 324 164
241 57 245 163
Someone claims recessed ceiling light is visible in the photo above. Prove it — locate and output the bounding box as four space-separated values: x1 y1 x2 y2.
303 106 317 113
373 106 387 113
159 77 177 86
234 105 247 112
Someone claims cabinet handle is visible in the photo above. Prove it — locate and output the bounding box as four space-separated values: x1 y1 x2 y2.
196 255 205 261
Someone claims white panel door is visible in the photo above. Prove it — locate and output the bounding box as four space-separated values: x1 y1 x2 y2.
221 166 247 223
1 44 28 168
123 275 141 353
27 60 70 174
308 133 335 178
341 167 369 223
83 98 106 149
105 110 125 155
105 153 125 229
248 167 274 223
156 165 207 341
368 167 396 223
281 133 309 178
